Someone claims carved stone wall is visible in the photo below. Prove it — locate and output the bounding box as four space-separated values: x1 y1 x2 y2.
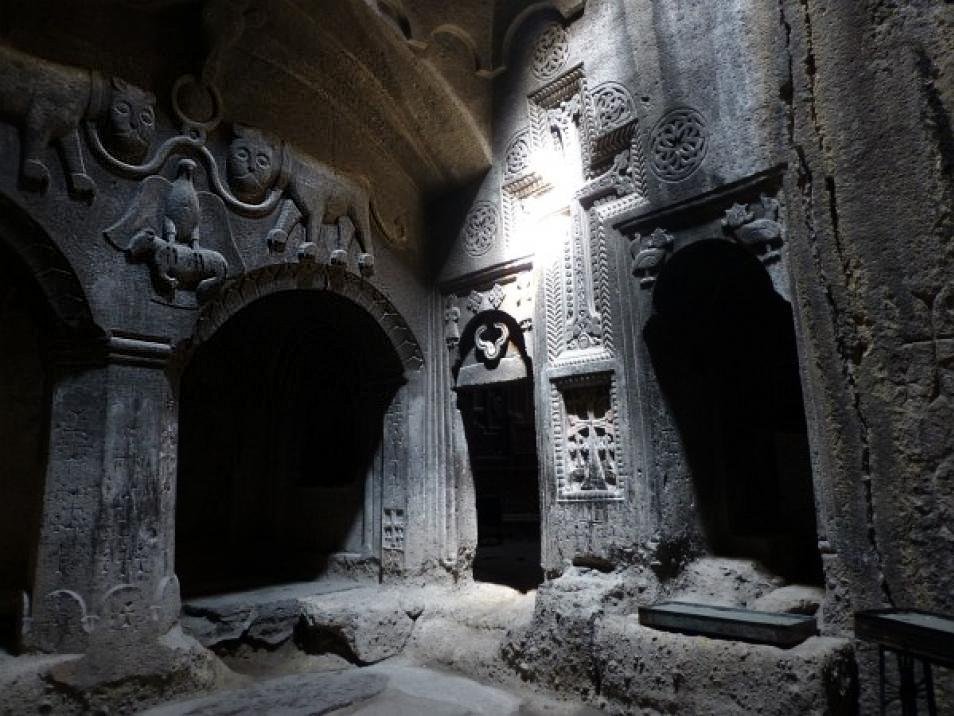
0 33 428 659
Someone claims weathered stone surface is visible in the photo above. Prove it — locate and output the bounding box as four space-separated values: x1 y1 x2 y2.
299 588 425 665
750 585 825 616
593 618 856 715
141 670 387 716
181 581 363 650
0 0 951 711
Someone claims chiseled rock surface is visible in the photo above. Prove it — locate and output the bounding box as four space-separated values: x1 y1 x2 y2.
141 670 387 716
749 585 826 616
298 587 426 664
503 570 856 714
141 661 602 716
181 580 365 649
404 582 536 684
594 617 855 715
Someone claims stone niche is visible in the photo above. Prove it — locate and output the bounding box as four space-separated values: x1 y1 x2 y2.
615 174 824 586
175 289 408 597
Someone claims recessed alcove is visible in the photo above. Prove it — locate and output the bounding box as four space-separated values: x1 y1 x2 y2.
459 378 543 592
643 239 823 584
0 249 51 654
176 290 404 598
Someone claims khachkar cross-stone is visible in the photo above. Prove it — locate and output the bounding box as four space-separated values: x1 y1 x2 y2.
566 404 617 492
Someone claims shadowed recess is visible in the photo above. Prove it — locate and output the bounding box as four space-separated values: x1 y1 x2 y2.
644 240 823 585
176 289 404 598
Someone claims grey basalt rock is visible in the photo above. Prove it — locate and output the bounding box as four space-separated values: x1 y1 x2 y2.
141 670 387 716
298 588 425 665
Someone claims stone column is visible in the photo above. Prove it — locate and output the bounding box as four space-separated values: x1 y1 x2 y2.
24 335 178 653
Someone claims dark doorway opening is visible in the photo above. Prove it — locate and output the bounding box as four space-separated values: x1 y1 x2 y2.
0 248 51 653
459 379 543 592
644 240 823 584
176 290 403 598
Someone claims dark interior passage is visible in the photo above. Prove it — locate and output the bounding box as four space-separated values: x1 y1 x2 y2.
176 290 403 598
459 379 543 592
0 249 51 653
644 240 823 584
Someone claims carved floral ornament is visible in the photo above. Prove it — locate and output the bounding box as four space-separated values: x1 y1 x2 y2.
505 130 533 178
592 83 634 131
0 46 378 304
531 22 570 80
461 201 500 257
650 107 709 182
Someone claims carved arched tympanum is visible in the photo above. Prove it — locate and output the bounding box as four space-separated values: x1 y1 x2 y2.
186 264 424 375
453 309 531 388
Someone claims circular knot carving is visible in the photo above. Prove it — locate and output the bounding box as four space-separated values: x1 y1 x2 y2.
650 107 708 182
531 23 569 80
505 131 532 177
593 84 633 130
462 201 499 257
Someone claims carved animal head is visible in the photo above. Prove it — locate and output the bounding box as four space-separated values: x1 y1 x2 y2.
722 202 755 230
640 227 674 252
104 78 157 163
227 124 280 202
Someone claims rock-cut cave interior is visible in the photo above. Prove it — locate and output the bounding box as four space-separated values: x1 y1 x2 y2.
0 1 951 714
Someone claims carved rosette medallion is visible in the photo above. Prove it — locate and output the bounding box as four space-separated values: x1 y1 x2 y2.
650 107 709 181
505 130 533 178
531 23 570 80
592 83 634 131
461 201 499 257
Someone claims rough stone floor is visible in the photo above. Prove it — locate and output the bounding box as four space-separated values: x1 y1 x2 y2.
0 565 857 714
143 660 601 715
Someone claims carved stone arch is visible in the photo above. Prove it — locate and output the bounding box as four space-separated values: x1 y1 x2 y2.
496 2 584 74
429 24 483 73
0 193 97 336
187 264 423 375
377 0 414 40
649 238 777 321
453 309 531 388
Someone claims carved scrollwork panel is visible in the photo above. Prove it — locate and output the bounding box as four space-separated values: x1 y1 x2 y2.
461 201 499 257
531 23 570 80
591 82 634 132
505 129 533 179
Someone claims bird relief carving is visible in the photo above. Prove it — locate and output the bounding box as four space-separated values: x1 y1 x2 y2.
630 227 674 288
104 158 241 305
722 194 783 258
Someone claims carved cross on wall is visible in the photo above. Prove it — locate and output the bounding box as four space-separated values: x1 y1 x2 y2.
567 405 616 491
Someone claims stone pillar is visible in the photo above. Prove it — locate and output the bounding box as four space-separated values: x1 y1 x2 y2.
24 335 178 653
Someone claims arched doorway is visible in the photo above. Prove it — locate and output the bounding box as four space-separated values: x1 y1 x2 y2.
454 310 543 592
0 246 53 652
176 290 405 598
643 240 823 584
